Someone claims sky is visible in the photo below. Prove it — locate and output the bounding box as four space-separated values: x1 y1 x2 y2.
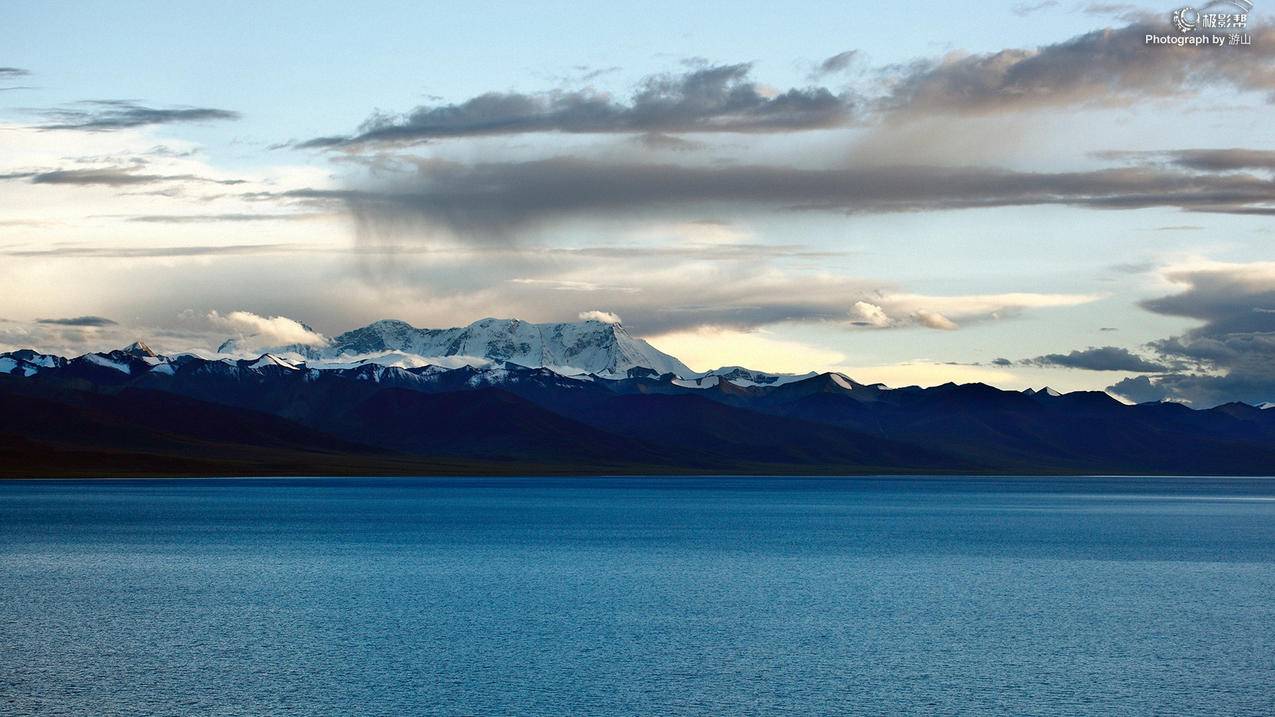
1 0 1273 406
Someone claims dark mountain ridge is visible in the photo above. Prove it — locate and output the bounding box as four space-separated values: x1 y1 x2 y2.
3 345 1275 477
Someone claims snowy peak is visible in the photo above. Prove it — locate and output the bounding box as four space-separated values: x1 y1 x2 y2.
321 317 692 377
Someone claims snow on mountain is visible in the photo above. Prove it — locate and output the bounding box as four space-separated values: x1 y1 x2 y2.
701 366 817 387
301 317 694 377
84 353 132 374
248 354 301 371
7 350 66 370
308 351 492 372
829 373 856 390
0 349 65 377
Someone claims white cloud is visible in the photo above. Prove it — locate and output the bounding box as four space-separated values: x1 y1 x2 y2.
578 310 622 324
851 301 891 327
207 310 328 349
850 291 1101 330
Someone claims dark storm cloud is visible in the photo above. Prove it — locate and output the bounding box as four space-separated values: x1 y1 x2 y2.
37 100 240 131
0 167 245 187
1107 263 1275 406
1022 346 1171 371
36 316 118 327
1141 265 1275 336
300 63 855 147
879 21 1275 116
278 156 1275 240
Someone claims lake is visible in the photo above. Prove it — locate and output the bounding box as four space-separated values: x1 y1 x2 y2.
1 476 1273 715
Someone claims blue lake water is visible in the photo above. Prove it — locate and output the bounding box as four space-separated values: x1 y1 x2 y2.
1 476 1274 716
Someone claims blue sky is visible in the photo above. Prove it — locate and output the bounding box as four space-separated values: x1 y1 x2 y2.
2 1 1274 405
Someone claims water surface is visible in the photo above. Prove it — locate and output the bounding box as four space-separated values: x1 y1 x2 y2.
2 476 1273 715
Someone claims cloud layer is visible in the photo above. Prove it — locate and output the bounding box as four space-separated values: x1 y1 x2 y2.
1023 346 1170 372
879 21 1275 117
301 63 853 148
298 156 1275 243
303 19 1275 150
37 100 240 131
1108 262 1275 406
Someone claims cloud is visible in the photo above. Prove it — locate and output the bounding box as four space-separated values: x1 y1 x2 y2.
632 132 707 152
207 310 329 349
1011 1 1059 17
878 20 1275 117
1023 346 1170 371
0 67 33 90
1161 149 1275 173
301 154 1275 243
124 213 317 224
1 244 298 259
914 310 959 331
35 316 118 327
811 50 859 78
1 166 245 187
851 301 891 327
347 241 1097 336
300 63 854 147
850 292 1095 331
1106 261 1275 406
578 310 622 324
303 19 1275 150
1081 3 1139 18
36 100 240 131
1099 149 1275 172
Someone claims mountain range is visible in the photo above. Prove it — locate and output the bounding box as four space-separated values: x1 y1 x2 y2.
4 317 1275 477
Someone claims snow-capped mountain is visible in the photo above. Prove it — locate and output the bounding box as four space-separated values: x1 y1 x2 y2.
226 317 695 377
